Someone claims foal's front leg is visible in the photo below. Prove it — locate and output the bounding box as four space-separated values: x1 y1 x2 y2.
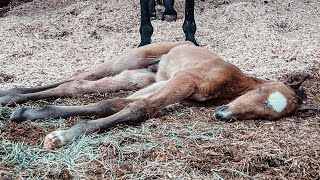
43 73 197 149
9 81 168 149
43 100 148 149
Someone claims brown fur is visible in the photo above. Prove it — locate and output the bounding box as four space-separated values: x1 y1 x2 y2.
0 41 308 149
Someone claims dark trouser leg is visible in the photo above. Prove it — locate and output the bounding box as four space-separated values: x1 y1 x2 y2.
139 0 154 46
183 0 198 46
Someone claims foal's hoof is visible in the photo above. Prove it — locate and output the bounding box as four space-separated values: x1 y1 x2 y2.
0 90 9 97
0 93 22 106
10 107 28 123
44 130 69 149
162 14 177 22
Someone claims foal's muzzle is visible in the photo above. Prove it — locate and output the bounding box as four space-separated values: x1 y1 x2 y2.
213 105 234 122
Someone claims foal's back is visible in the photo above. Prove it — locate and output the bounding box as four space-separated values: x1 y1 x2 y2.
156 43 243 82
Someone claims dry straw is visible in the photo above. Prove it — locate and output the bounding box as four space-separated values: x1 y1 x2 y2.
0 0 319 179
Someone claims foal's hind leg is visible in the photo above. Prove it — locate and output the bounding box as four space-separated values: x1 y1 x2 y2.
0 47 158 97
1 41 188 100
0 69 155 105
0 83 62 97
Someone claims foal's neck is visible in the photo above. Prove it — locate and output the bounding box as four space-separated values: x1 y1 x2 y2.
240 76 270 94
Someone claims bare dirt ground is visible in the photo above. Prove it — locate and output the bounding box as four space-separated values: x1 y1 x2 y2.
0 0 319 179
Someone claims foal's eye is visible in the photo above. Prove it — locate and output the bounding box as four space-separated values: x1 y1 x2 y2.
263 101 271 109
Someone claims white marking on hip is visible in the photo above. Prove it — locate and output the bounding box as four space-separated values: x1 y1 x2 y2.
267 91 288 113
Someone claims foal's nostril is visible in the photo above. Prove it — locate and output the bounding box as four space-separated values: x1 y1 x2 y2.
214 112 229 121
213 105 231 122
214 112 223 120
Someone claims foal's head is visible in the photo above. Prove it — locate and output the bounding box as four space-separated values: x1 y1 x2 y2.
214 73 309 121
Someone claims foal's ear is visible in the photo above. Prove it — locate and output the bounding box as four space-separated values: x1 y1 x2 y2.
296 88 308 104
284 73 310 90
283 73 309 104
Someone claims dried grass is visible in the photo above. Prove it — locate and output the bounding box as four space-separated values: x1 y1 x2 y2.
0 0 319 179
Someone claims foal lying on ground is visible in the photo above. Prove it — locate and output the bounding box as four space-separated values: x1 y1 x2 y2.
0 41 309 149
